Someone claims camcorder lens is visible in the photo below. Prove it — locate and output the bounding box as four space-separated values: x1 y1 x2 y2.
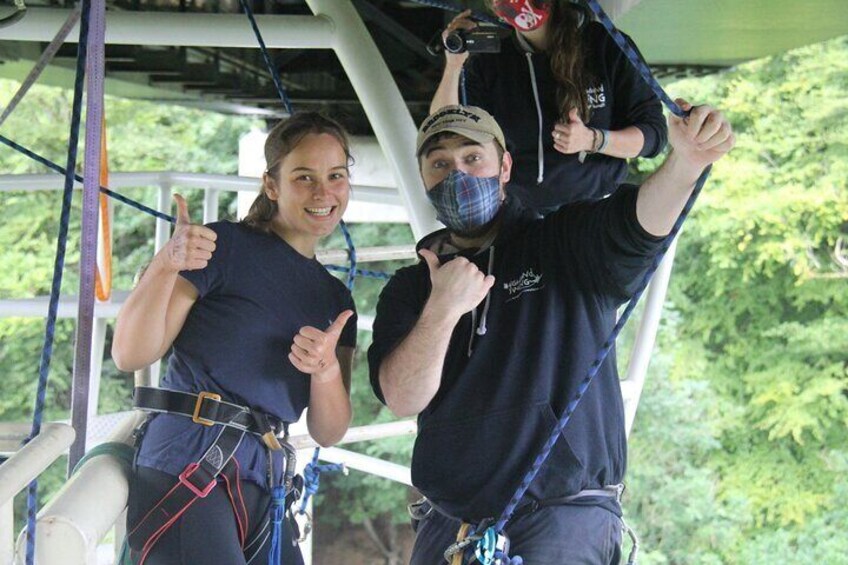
443 31 467 54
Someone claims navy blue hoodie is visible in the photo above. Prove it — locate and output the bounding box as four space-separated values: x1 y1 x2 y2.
368 185 665 522
464 22 667 212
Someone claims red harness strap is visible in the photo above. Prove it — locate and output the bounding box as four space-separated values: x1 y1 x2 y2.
128 424 246 564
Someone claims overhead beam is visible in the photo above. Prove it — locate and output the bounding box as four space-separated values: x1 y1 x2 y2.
620 0 848 66
0 8 334 49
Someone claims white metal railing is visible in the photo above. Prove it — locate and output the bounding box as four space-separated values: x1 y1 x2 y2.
0 423 76 563
0 424 76 503
0 171 403 204
11 413 415 564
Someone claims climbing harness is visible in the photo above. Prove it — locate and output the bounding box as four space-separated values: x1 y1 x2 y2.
129 386 295 565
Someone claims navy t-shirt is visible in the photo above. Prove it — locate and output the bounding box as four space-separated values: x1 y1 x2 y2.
136 221 357 487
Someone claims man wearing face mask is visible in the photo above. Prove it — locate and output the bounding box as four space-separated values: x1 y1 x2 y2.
368 104 734 563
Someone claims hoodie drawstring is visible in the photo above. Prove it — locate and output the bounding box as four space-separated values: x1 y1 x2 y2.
468 246 495 357
525 52 545 184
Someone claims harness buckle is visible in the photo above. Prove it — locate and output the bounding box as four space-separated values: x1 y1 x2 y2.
191 391 221 426
263 430 283 451
178 462 217 498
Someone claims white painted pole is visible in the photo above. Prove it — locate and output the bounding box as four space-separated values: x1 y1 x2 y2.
154 183 172 254
316 245 416 265
621 237 678 436
0 424 76 505
0 172 403 205
86 318 108 426
150 183 173 388
0 8 335 49
1 500 14 565
288 419 417 451
14 413 144 565
203 188 220 224
318 447 412 486
305 0 439 240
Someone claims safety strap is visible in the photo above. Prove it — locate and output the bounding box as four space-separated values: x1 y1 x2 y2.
129 388 295 563
509 484 624 521
127 424 246 565
133 386 285 449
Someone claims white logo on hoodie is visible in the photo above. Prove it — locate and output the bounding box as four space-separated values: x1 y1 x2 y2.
504 269 544 302
587 84 606 109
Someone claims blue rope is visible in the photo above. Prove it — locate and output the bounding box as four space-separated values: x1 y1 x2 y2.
24 0 90 561
485 0 709 557
0 134 175 223
238 0 293 115
460 66 468 106
297 447 346 515
324 264 392 281
268 484 288 565
338 220 358 290
583 0 685 118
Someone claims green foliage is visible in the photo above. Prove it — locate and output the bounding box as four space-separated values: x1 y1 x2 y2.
620 34 848 563
0 78 256 534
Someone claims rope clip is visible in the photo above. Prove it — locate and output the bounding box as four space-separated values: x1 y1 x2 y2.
294 509 313 543
474 526 510 565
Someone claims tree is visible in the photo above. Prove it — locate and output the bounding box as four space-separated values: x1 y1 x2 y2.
625 35 848 563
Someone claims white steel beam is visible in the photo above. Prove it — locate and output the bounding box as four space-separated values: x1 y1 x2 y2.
1 500 12 565
0 172 403 206
621 237 679 436
317 447 412 486
0 423 76 505
14 413 144 565
315 244 416 265
288 419 417 451
0 8 334 49
305 0 439 240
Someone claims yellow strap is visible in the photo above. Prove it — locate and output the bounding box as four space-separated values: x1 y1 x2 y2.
451 523 472 565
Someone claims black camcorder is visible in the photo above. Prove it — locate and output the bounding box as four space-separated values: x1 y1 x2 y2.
427 27 502 56
444 28 501 54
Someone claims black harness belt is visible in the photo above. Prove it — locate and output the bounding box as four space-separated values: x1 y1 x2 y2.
127 387 296 565
133 386 285 450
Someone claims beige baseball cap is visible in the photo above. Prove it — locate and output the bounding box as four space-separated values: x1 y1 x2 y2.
416 105 506 156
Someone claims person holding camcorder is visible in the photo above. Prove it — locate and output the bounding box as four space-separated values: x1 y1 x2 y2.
431 0 668 214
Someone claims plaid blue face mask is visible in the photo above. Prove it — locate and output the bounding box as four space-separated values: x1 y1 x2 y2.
427 170 502 235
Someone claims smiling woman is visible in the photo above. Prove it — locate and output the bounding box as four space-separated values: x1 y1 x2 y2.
243 113 354 254
112 111 358 565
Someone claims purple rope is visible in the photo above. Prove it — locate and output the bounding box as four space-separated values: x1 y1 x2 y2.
68 0 106 472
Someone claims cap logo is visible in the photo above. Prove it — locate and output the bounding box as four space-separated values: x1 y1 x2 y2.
422 107 482 132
